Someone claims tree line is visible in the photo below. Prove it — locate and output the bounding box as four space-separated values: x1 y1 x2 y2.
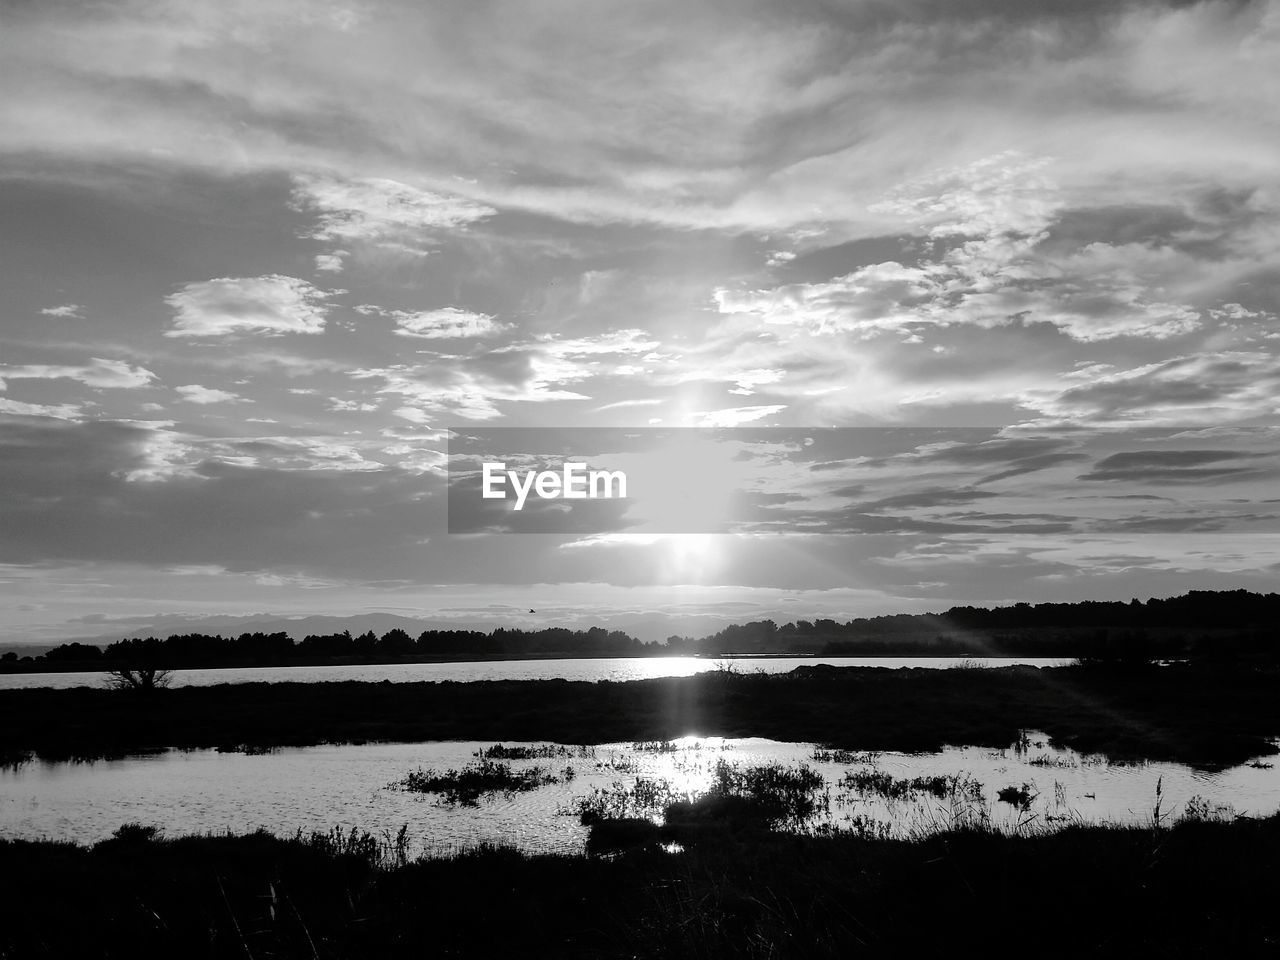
3 590 1278 671
666 590 1280 659
2 626 653 671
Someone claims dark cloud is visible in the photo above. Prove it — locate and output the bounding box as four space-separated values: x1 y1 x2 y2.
978 452 1091 484
1033 192 1271 263
1036 205 1198 255
907 437 1076 466
1035 354 1280 429
853 489 1001 513
0 416 444 577
753 508 1075 537
807 430 1013 472
1092 514 1273 533
1079 449 1272 483
1092 449 1259 469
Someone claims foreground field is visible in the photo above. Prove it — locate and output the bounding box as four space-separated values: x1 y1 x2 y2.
6 662 1278 956
2 810 1277 958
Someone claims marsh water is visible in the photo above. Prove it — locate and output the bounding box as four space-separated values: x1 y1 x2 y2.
3 734 1276 854
0 656 1073 690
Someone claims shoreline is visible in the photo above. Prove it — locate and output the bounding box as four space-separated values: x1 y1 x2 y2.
4 661 1277 769
0 649 1076 676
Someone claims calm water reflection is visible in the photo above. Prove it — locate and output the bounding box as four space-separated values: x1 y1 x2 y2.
0 656 1074 690
3 735 1275 855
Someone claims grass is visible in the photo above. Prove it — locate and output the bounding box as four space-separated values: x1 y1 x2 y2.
631 739 684 752
996 783 1038 810
4 661 1279 769
474 742 593 760
215 742 281 755
573 776 692 824
811 746 878 764
839 769 984 803
3 811 1278 958
572 760 831 840
391 758 560 805
701 759 829 827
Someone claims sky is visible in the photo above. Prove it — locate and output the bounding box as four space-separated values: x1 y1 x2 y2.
2 0 1279 646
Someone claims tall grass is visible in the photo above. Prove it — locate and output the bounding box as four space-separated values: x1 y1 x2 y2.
573 776 691 823
8 810 1276 957
392 759 559 805
298 824 414 870
839 769 983 803
475 743 593 760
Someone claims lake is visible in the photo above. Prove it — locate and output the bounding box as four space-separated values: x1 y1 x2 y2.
0 655 1074 690
3 734 1274 854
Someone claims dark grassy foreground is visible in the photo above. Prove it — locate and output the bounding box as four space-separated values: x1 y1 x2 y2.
4 661 1279 768
2 812 1278 958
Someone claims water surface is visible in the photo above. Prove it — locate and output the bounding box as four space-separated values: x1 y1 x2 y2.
0 655 1073 690
3 735 1273 855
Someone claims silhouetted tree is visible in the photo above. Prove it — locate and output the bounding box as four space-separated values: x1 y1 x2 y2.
44 642 104 662
354 631 378 657
105 666 173 692
378 628 415 656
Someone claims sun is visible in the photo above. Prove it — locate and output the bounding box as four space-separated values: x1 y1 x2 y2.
659 533 726 583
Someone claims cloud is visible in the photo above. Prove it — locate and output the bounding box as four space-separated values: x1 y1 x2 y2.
0 398 83 420
292 175 495 270
164 275 340 337
39 303 83 318
716 153 1238 344
1024 351 1280 426
978 453 1092 484
356 329 662 422
327 398 381 412
1079 449 1270 483
175 384 248 405
727 368 785 396
356 305 504 339
2 0 1279 237
594 398 664 412
695 405 786 427
0 357 155 389
365 360 589 423
0 416 442 575
222 436 384 472
1211 302 1272 322
854 489 1002 513
4 0 1280 622
313 253 347 273
905 437 1077 466
515 329 661 359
